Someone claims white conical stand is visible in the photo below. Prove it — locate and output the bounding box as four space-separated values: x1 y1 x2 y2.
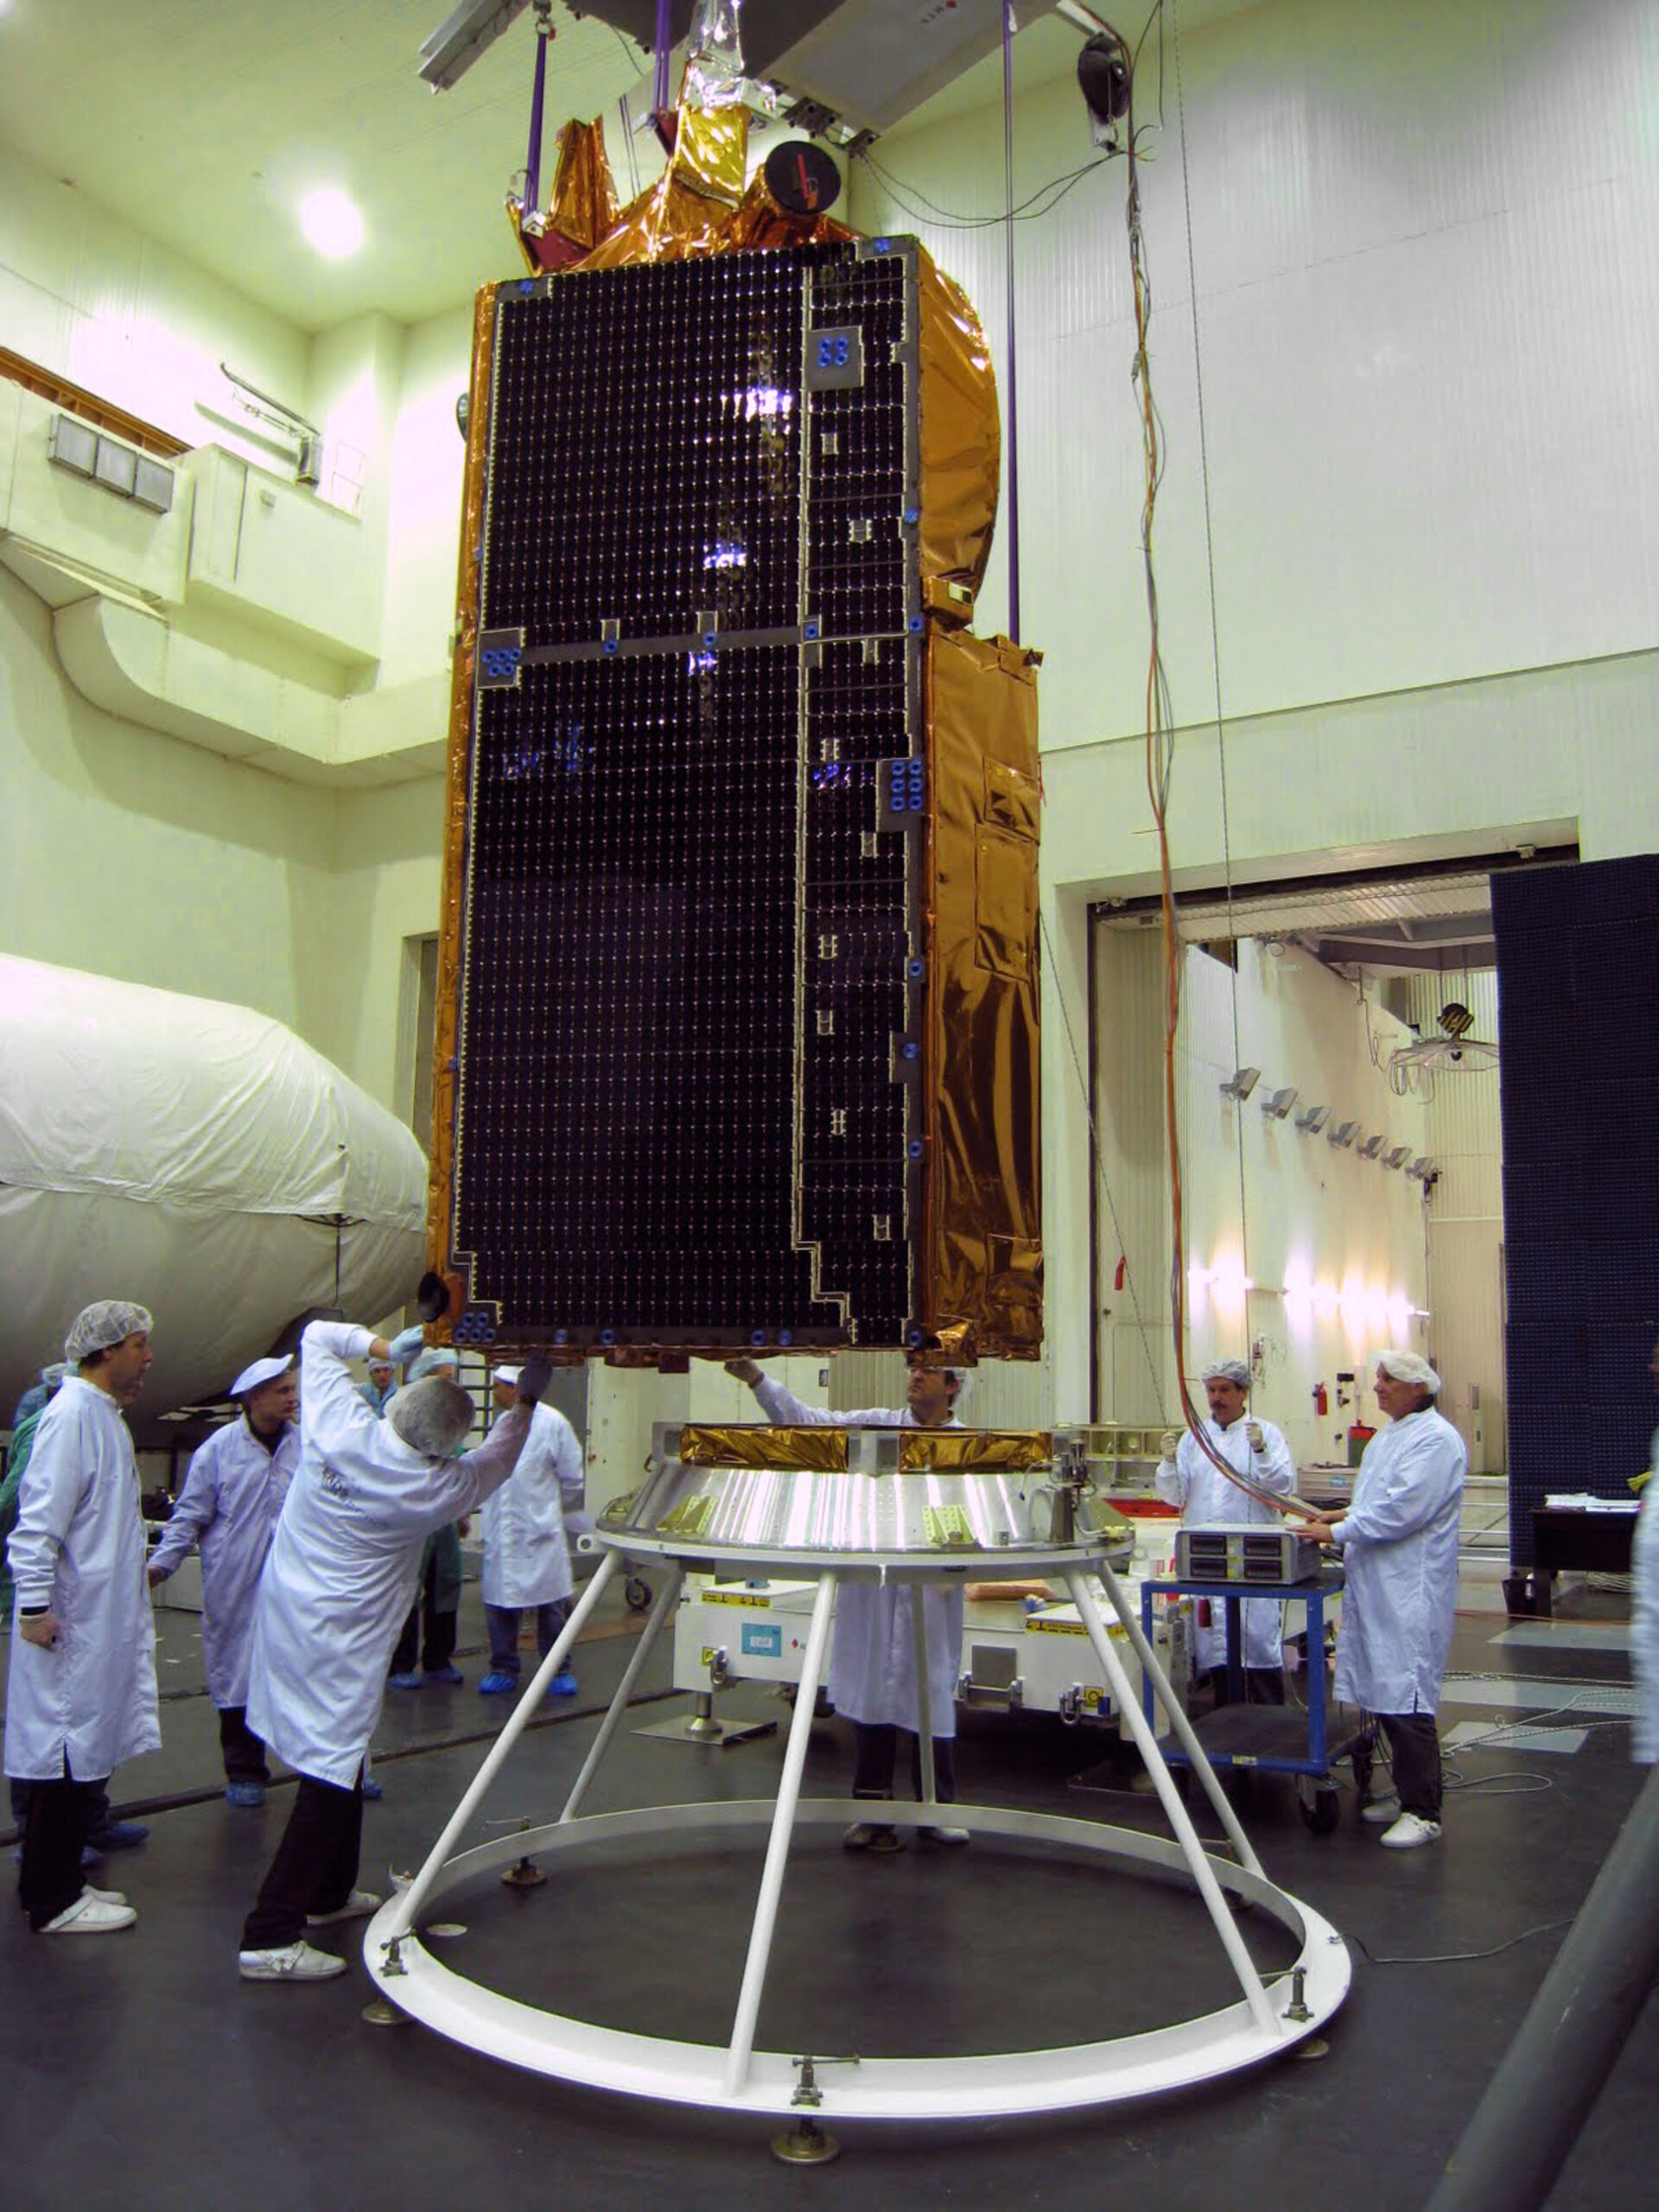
365 1535 1349 2120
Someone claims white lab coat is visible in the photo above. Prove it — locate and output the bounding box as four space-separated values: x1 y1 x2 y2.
481 1402 584 1607
753 1378 963 1738
1154 1416 1297 1673
149 1414 300 1708
3 1376 162 1783
1631 1427 1659 1764
245 1321 531 1788
1331 1405 1466 1716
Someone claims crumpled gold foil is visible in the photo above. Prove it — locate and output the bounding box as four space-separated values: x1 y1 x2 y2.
425 282 499 1337
923 625 1044 1360
916 251 1001 608
582 105 750 270
899 1429 1053 1472
524 117 621 272
677 1425 849 1471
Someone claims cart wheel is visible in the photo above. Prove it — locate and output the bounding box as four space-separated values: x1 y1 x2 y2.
624 1575 651 1612
1299 1782 1340 1835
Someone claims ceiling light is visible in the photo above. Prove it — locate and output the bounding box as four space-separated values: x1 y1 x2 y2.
1357 1133 1383 1160
1327 1120 1358 1149
300 188 365 259
1383 1145 1409 1170
1219 1067 1261 1102
1262 1086 1298 1120
1294 1103 1329 1135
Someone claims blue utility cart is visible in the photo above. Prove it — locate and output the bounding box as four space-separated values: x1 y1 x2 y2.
1139 1564 1375 1832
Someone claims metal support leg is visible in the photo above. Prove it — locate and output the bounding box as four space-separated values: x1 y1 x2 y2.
560 1564 683 1823
383 1549 621 1941
910 1582 938 1806
1425 1763 1659 2212
721 1570 838 2099
1065 1571 1280 2038
1099 1559 1264 1879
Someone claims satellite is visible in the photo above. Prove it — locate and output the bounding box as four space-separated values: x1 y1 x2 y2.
423 111 1041 1365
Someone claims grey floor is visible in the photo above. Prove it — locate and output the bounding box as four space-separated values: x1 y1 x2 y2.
2 1569 1655 2212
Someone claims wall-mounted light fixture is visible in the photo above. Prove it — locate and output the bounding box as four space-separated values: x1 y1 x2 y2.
1327 1119 1359 1149
1407 1155 1440 1183
1357 1132 1384 1160
1294 1103 1329 1135
1219 1067 1262 1102
1383 1144 1409 1170
1261 1085 1298 1120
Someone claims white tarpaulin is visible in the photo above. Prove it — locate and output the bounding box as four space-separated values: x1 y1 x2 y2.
0 955 426 1421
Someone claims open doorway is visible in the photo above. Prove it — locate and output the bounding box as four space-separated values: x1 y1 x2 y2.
1087 846 1574 1503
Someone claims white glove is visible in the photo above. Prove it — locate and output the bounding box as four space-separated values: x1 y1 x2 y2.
1245 1419 1265 1452
1159 1429 1182 1463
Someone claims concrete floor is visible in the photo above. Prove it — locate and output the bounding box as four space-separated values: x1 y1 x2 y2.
2 1566 1655 2212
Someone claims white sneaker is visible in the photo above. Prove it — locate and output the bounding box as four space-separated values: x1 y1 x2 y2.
305 1888 383 1926
83 1885 129 1906
239 1940 349 1981
918 1823 970 1846
1361 1796 1402 1826
1379 1812 1442 1850
40 1893 137 1934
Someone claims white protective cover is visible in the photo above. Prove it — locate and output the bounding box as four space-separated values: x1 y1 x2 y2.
0 954 426 1421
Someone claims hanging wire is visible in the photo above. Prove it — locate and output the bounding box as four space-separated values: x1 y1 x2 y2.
1125 8 1305 1514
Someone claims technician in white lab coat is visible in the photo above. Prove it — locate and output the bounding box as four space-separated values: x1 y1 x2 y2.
727 1356 970 1854
1298 1350 1466 1850
238 1321 537 1983
477 1368 587 1697
147 1354 302 1807
4 1300 161 1936
1154 1358 1297 1703
1631 1333 1659 1765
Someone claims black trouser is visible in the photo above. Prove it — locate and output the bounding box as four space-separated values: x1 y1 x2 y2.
392 1554 458 1675
11 1776 113 1836
1379 1711 1443 1821
851 1721 957 1804
219 1706 270 1786
1206 1666 1287 1708
242 1770 365 1950
17 1756 108 1930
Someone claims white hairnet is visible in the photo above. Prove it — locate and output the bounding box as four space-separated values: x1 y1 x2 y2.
1201 1358 1251 1389
942 1366 973 1413
65 1300 154 1363
386 1376 476 1456
41 1363 68 1388
1374 1349 1441 1395
406 1347 461 1384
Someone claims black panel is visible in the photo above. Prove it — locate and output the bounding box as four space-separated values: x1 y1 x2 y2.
450 244 925 1351
1496 857 1659 1563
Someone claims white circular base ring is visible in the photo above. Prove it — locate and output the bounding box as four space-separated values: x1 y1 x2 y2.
364 1796 1351 2121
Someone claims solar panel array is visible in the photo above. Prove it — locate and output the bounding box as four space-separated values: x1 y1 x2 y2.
449 243 932 1351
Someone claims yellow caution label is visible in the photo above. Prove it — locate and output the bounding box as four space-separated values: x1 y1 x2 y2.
1025 1617 1126 1639
699 1591 770 1609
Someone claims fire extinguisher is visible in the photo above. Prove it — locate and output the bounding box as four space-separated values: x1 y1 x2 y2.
1311 1382 1328 1417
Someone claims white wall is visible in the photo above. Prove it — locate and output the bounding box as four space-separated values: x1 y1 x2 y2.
855 0 1659 1419
0 563 340 1036
0 144 308 474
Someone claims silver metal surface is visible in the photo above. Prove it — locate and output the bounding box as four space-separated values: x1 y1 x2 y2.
596 1423 1134 1574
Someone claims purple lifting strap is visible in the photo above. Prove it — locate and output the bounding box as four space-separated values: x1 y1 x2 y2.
523 15 550 216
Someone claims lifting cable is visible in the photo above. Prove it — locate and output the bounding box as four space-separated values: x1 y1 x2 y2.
1128 4 1309 1515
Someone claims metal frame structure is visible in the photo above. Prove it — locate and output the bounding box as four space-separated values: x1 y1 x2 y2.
365 1529 1350 2120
